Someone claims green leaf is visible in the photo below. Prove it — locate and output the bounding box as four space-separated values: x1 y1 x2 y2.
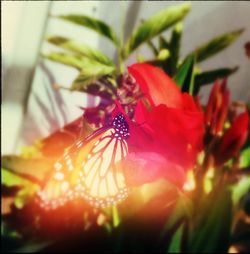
57 14 120 47
1 222 23 252
1 155 53 210
147 40 159 56
47 36 114 65
71 60 115 92
160 193 192 239
2 168 40 209
239 147 250 168
2 168 37 188
144 36 170 69
165 22 183 76
2 155 54 183
188 28 244 63
188 59 196 95
136 53 146 63
42 52 88 70
77 58 115 76
14 240 53 253
157 49 170 61
72 74 105 93
231 177 250 206
1 222 21 239
168 223 184 253
188 186 232 252
173 55 195 90
195 66 238 87
43 52 115 79
159 35 169 50
124 3 191 57
2 221 53 252
72 74 116 99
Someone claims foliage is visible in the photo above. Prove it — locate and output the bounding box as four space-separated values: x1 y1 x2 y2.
41 3 243 127
2 2 249 253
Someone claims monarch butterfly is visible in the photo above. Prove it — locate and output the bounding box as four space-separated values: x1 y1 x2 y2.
37 112 130 209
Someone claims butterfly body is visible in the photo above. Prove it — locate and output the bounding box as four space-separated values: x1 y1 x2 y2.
37 113 130 209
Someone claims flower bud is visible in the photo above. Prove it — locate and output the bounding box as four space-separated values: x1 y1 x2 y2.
205 79 230 135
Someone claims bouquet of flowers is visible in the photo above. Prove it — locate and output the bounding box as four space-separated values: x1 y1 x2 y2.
2 3 250 253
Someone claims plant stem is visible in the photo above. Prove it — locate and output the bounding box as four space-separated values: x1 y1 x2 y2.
112 206 119 227
118 51 125 74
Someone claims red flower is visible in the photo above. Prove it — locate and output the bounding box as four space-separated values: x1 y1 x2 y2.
128 63 183 108
205 79 229 135
123 63 204 187
216 111 249 165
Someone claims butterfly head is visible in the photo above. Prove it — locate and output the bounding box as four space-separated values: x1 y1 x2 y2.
112 113 130 139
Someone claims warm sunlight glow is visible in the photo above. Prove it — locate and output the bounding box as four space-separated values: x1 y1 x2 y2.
183 170 196 191
203 167 214 194
228 246 239 253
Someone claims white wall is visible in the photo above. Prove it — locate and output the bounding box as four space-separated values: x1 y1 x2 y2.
2 1 250 154
2 1 51 153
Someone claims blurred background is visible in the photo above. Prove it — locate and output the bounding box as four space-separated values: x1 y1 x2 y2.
2 1 250 154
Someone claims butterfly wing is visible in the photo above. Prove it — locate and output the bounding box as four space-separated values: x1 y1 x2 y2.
36 129 106 210
37 113 130 209
76 127 129 207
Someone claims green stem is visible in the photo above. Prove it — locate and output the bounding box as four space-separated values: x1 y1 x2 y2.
118 50 125 74
188 55 196 95
112 205 120 227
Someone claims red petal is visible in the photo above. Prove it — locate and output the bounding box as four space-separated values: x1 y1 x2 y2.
205 80 220 125
134 100 150 124
218 111 249 164
128 63 183 108
182 93 200 111
147 105 204 168
123 152 186 188
128 121 155 153
205 80 230 135
213 88 229 135
129 106 204 170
